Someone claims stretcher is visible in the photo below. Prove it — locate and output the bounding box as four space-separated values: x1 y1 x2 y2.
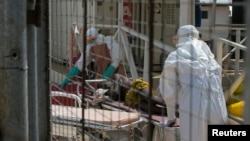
50 83 144 141
51 105 142 129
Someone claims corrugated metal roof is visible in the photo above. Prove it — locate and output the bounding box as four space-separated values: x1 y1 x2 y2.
200 0 232 4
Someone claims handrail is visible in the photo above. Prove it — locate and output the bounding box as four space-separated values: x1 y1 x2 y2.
218 38 247 51
93 24 175 53
120 26 175 53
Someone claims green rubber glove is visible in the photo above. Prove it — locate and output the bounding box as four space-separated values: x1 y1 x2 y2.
60 66 81 88
102 65 116 79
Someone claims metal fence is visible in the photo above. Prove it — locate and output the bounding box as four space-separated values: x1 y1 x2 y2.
0 0 249 141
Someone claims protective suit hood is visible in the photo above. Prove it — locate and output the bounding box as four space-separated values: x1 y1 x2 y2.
176 25 199 45
86 27 99 37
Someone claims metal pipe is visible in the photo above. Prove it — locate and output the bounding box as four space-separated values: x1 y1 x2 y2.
147 0 154 140
0 0 28 140
118 0 123 42
212 0 216 28
209 0 216 52
27 24 39 141
36 0 50 140
235 30 241 78
243 0 250 124
87 0 91 23
138 1 142 68
27 0 39 140
191 0 195 25
216 40 223 67
92 0 96 26
82 0 88 140
143 42 149 81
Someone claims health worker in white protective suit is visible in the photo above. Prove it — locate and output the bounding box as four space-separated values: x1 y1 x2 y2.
60 27 122 88
159 25 228 141
60 27 102 88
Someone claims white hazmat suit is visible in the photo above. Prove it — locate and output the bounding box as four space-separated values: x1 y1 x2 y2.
104 36 121 69
159 25 228 141
60 27 108 87
75 28 105 71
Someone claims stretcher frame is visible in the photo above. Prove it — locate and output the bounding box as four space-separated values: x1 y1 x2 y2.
50 80 144 141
